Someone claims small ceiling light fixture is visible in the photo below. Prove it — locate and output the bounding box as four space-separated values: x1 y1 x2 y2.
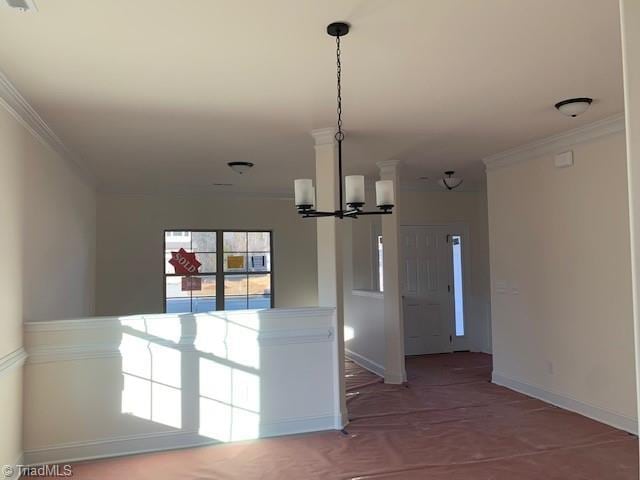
438 171 463 191
293 22 394 219
227 161 254 174
554 97 593 118
2 0 38 12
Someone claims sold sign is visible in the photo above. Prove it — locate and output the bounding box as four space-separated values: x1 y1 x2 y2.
169 248 202 275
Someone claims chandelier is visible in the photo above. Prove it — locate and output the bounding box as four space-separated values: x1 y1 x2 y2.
293 22 395 219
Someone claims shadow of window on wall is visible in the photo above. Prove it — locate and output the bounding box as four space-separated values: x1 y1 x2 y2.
119 311 261 442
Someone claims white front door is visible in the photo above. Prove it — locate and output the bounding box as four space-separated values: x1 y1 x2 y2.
401 226 453 355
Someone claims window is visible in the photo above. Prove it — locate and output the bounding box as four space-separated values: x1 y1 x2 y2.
451 235 465 336
377 235 384 292
164 230 273 313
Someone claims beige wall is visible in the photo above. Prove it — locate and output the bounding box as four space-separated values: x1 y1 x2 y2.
96 193 318 315
0 104 95 468
620 0 640 433
487 130 637 428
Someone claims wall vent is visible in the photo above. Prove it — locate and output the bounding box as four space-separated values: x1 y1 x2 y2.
3 0 38 12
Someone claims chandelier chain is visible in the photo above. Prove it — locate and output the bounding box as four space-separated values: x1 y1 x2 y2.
335 34 344 142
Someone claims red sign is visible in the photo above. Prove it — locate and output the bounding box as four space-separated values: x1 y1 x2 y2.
182 277 202 291
169 248 202 275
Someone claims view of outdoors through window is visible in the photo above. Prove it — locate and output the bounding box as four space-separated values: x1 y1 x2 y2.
164 231 272 313
451 235 465 336
377 235 384 292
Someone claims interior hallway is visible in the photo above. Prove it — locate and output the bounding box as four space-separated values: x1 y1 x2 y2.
50 353 638 479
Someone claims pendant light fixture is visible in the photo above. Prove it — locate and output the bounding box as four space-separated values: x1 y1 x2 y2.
438 171 463 191
293 22 394 219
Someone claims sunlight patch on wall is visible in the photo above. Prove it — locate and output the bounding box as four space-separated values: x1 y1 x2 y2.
344 325 355 342
120 332 182 429
199 357 260 442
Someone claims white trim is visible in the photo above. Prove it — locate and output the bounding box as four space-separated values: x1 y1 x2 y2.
25 317 121 332
23 430 211 466
483 113 626 171
0 69 94 185
24 308 336 333
26 328 335 364
492 371 638 434
26 344 121 365
376 159 401 175
258 327 334 346
311 127 337 146
383 372 405 385
346 349 385 378
352 289 384 300
0 347 27 378
260 414 344 437
23 415 343 466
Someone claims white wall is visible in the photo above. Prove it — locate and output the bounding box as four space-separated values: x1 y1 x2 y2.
486 125 637 432
0 102 96 469
96 193 318 316
351 216 381 292
345 291 385 376
23 308 340 464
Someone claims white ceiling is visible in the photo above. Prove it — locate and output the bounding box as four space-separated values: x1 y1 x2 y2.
0 0 624 194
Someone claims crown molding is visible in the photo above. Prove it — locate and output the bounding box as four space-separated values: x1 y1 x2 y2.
0 70 95 186
483 113 626 172
376 159 401 171
0 347 27 379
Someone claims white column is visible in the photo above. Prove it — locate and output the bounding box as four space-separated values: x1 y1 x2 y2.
377 159 407 384
620 0 640 435
311 127 348 428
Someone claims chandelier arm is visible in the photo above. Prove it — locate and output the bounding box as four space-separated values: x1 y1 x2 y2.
348 210 394 216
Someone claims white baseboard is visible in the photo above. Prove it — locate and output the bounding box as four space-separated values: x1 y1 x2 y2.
345 349 384 378
260 414 343 437
23 430 211 466
492 371 638 435
23 415 343 466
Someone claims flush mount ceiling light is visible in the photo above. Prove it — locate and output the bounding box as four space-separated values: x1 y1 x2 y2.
438 171 463 191
2 0 38 12
293 22 394 219
554 98 593 118
227 161 254 174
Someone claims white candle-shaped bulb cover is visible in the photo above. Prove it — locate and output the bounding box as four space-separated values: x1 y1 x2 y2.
376 180 394 207
345 175 365 205
294 179 314 206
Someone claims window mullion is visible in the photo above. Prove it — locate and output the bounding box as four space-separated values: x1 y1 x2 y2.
216 230 224 310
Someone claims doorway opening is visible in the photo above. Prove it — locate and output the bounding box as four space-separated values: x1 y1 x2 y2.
400 225 470 356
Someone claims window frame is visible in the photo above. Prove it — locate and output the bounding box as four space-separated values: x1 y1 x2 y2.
163 229 275 313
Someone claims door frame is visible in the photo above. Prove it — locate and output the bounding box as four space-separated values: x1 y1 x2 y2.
400 222 472 353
